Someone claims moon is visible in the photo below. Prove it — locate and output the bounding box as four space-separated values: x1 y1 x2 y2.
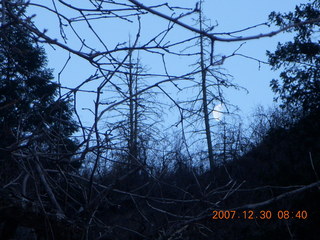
212 103 223 121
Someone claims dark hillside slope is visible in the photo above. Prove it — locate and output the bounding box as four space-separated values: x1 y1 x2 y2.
220 110 320 239
230 110 320 186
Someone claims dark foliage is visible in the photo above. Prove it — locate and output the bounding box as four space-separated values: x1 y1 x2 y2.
85 107 320 239
221 109 320 239
0 8 79 177
0 4 80 240
267 0 320 113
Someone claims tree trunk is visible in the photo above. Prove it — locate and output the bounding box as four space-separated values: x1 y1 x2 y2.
199 1 214 171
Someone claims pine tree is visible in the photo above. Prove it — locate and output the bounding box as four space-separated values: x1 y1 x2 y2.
0 4 78 182
267 0 320 114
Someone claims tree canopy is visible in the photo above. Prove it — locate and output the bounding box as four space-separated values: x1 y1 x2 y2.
0 5 78 180
267 0 320 113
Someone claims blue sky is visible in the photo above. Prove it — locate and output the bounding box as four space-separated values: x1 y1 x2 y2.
202 0 310 120
28 0 311 129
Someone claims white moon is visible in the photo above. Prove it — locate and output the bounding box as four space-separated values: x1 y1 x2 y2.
212 103 223 121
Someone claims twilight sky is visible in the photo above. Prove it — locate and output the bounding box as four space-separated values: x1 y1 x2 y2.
28 0 310 128
202 0 310 121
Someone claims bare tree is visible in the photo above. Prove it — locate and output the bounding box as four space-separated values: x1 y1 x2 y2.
103 47 162 175
198 0 215 171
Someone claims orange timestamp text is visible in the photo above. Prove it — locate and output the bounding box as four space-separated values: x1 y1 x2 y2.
212 210 308 220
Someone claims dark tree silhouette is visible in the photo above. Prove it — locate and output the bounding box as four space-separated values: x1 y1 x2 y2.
0 7 78 174
267 0 320 113
0 5 79 239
